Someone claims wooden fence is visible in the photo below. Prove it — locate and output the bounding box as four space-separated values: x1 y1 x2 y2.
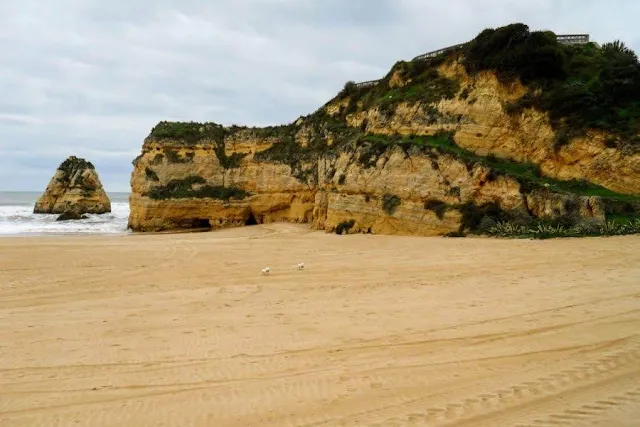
354 34 590 88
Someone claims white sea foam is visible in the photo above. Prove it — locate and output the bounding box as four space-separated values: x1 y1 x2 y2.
0 201 130 235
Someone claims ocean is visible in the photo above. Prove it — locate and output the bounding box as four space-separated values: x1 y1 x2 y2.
0 191 130 236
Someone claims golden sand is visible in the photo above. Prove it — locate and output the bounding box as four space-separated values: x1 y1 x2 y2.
1 224 639 426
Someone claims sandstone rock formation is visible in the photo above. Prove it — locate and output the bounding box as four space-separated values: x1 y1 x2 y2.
128 24 640 235
128 124 614 235
34 156 111 215
345 63 640 196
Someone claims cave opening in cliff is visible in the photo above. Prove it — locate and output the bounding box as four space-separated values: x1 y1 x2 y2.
191 219 212 229
245 212 258 226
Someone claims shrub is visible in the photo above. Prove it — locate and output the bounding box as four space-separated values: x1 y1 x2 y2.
59 156 95 174
149 121 226 144
215 146 246 169
553 129 572 149
447 186 461 197
381 193 401 215
253 132 300 164
145 176 249 201
335 219 356 235
338 174 346 185
151 153 164 165
424 199 448 219
458 201 508 232
356 136 389 168
163 148 192 164
487 217 640 239
464 24 566 83
478 216 498 232
486 169 499 182
463 24 640 150
341 81 358 96
74 173 85 188
145 167 159 182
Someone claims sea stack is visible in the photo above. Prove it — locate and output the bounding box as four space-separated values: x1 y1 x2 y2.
34 156 111 215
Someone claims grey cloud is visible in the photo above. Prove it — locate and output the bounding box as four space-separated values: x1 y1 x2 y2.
1 0 639 191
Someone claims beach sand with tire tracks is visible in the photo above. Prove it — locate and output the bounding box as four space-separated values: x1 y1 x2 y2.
1 223 639 426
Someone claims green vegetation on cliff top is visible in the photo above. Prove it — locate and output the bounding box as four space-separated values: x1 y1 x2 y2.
350 24 638 150
148 121 291 144
146 176 249 201
148 122 253 169
54 156 97 191
59 156 95 174
463 24 640 149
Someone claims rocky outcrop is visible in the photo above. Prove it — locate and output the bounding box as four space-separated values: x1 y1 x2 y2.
34 156 111 215
56 211 89 221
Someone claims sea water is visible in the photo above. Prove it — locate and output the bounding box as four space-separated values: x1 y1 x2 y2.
0 191 130 236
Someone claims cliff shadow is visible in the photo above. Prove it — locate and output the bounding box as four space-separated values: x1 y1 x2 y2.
175 218 212 230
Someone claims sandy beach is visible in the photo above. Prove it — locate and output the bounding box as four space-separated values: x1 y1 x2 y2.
1 224 639 426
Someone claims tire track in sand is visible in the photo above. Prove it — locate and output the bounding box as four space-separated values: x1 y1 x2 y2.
513 386 640 426
347 340 640 427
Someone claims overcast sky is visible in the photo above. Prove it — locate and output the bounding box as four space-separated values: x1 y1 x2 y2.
1 0 638 192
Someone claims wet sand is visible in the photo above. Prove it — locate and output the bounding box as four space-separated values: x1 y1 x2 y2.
1 224 639 426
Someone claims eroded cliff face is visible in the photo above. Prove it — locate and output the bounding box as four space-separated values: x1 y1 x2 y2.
129 127 605 235
346 61 640 195
129 133 315 231
34 156 111 215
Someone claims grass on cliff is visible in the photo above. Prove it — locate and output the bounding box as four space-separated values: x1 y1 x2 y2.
163 148 194 164
381 194 401 215
358 131 640 230
57 156 95 184
54 156 97 191
148 122 252 169
145 167 159 182
146 176 249 201
462 24 640 150
149 121 294 144
356 131 639 204
334 65 460 119
252 113 362 184
149 122 226 144
59 156 95 173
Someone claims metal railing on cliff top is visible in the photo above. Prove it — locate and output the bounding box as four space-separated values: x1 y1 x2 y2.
354 34 590 88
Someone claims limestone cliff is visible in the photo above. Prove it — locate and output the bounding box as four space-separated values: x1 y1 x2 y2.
34 156 111 215
128 24 640 235
129 123 610 235
345 62 640 195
